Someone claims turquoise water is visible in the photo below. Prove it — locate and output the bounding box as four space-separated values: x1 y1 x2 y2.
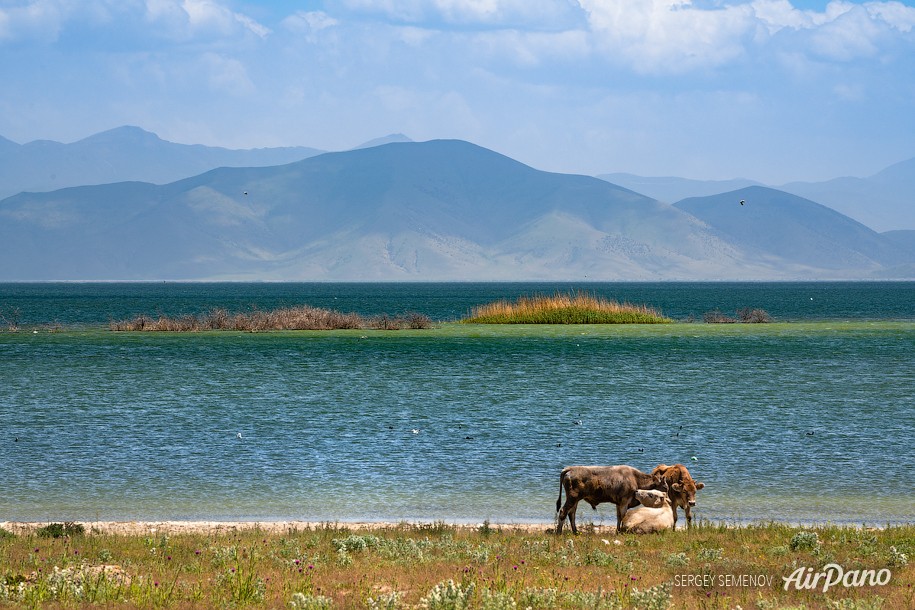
1 283 913 526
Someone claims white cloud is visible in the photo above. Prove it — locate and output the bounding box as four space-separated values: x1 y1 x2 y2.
0 0 67 42
0 0 269 44
144 0 270 40
865 0 915 32
282 10 341 45
283 11 339 33
569 0 915 73
808 5 882 60
579 0 755 73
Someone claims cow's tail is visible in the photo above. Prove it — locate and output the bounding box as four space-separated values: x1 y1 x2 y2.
556 468 567 513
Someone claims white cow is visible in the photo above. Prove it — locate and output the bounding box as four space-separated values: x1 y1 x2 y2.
619 489 675 534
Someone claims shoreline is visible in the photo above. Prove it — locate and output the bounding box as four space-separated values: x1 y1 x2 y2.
1 519 895 537
1 520 561 536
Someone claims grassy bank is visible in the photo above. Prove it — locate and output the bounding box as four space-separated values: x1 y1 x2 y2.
462 293 672 324
1 522 911 609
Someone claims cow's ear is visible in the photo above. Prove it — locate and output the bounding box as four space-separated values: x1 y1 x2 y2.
696 482 705 490
672 483 683 492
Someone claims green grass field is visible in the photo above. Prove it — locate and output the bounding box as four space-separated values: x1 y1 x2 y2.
1 522 912 609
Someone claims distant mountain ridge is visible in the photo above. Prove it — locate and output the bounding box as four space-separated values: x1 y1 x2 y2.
600 159 915 233
598 173 763 203
675 186 910 275
778 157 915 233
1 139 913 281
0 126 326 200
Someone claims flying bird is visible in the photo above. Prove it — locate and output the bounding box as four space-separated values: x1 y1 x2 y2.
739 199 745 205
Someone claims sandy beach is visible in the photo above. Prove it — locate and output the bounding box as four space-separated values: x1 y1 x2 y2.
1 520 562 536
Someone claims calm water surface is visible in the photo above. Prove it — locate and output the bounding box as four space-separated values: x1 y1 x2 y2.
1 283 913 526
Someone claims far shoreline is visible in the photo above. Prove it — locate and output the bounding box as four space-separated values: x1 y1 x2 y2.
1 519 898 537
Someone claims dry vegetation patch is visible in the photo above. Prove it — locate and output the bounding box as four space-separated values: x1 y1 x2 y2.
109 306 432 332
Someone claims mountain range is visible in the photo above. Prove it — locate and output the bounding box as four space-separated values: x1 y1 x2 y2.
600 160 915 234
1 128 913 281
0 126 324 201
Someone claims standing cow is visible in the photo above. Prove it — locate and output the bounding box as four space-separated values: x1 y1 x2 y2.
651 463 705 528
556 465 668 534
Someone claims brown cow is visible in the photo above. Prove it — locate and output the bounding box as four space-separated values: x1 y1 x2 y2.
556 465 668 534
651 463 705 528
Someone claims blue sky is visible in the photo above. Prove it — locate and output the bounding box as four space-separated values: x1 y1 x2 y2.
1 0 914 183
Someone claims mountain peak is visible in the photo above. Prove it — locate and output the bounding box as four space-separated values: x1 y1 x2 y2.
353 133 414 150
76 126 164 146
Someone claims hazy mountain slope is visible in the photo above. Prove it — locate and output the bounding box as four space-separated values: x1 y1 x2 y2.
0 140 750 280
599 158 915 233
2 142 912 281
674 186 907 272
0 126 323 199
597 173 761 203
777 157 915 232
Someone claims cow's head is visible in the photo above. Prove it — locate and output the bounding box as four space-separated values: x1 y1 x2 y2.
671 479 705 506
635 488 668 509
649 473 669 493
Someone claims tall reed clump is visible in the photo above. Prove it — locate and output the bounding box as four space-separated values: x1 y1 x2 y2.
109 307 432 332
462 292 671 324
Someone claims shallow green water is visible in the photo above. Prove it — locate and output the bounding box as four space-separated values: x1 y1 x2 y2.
2 319 913 525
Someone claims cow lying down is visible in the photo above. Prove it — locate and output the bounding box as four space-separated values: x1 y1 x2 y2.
619 489 674 534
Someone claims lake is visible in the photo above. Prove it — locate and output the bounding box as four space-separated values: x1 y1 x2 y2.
1 282 913 526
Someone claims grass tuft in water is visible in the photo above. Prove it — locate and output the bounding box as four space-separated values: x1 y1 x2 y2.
462 292 671 324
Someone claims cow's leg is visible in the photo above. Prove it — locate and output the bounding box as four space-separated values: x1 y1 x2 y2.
684 504 692 528
557 498 578 535
569 501 580 535
616 499 631 532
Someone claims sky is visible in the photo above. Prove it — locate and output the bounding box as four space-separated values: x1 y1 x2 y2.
1 0 914 184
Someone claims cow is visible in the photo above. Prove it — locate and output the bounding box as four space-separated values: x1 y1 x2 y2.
620 489 675 534
651 463 705 528
556 465 668 534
